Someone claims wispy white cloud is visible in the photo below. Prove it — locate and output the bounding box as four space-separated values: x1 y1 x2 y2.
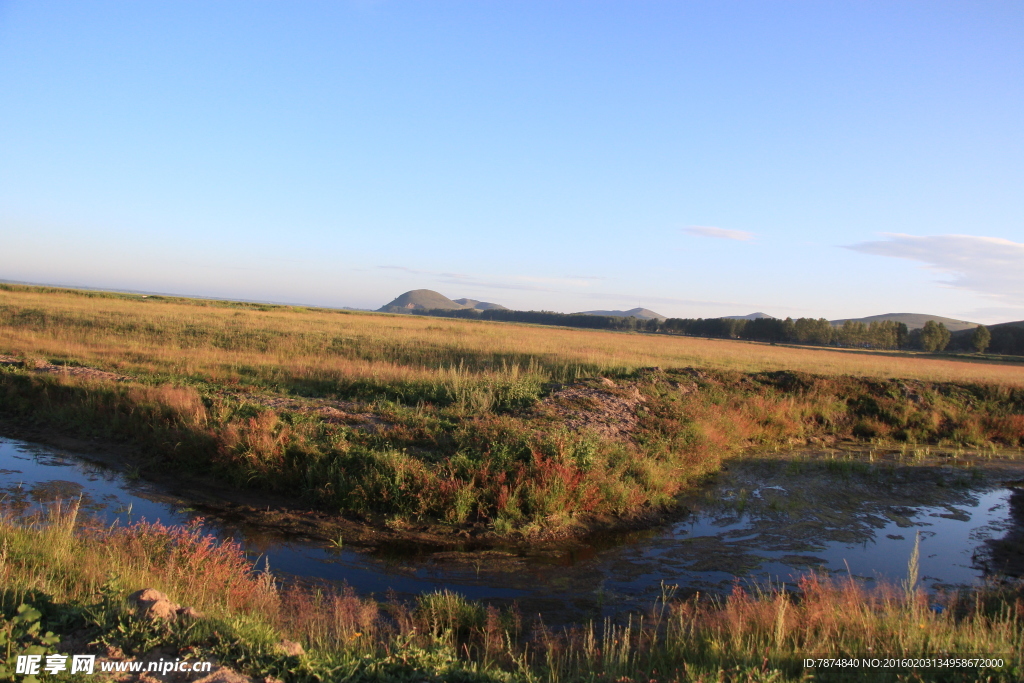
846 234 1024 306
683 225 754 241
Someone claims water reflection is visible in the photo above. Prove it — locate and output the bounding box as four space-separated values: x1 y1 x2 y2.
1 437 1019 624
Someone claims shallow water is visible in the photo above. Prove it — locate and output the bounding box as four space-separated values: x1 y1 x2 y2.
1 437 1018 623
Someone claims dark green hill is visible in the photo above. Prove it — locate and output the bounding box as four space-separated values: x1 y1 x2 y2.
831 313 978 332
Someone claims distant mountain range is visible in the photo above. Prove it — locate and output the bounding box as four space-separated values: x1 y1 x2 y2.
377 289 507 313
574 307 666 321
378 291 667 319
829 313 978 332
377 291 991 333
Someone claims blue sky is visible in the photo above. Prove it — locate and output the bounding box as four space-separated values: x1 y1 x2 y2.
1 1 1022 322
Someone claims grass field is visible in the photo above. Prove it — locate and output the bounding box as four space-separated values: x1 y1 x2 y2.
1 284 1023 537
3 284 1024 390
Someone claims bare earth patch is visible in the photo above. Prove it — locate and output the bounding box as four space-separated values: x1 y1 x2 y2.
536 376 646 441
231 392 390 432
0 355 129 383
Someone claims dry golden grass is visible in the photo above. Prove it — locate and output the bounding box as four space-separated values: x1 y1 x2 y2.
1 285 1021 388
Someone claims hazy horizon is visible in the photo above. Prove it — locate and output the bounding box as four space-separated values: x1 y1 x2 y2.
2 2 1022 323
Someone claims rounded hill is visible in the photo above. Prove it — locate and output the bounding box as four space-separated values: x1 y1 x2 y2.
377 289 467 313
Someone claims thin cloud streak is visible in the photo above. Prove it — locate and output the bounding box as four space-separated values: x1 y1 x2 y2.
846 234 1024 306
683 225 754 242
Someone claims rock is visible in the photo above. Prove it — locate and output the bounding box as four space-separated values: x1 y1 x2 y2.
599 377 616 387
129 588 169 604
275 640 305 657
128 588 181 621
146 600 180 621
177 606 205 620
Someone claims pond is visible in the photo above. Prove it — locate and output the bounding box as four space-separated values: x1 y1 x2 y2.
2 436 1021 624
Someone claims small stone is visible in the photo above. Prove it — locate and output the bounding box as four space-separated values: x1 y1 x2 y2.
177 606 205 620
275 640 305 657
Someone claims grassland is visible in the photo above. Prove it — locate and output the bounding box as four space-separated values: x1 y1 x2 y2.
3 284 1024 682
2 502 1021 682
0 283 1023 538
4 285 1024 388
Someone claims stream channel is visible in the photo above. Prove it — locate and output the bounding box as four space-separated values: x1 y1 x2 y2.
3 436 1023 625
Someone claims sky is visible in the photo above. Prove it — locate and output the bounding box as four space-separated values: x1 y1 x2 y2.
1 1 1022 323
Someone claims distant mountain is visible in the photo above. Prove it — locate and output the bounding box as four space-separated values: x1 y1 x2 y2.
453 298 508 311
378 290 508 313
830 313 978 332
377 289 468 313
575 307 667 321
722 312 775 320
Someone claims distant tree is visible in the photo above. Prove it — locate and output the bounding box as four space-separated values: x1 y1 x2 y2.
742 317 788 342
792 317 834 345
837 320 869 347
920 320 951 352
895 322 910 349
971 325 991 353
989 325 1024 355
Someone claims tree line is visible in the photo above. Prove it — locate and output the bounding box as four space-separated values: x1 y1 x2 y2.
412 308 1008 354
